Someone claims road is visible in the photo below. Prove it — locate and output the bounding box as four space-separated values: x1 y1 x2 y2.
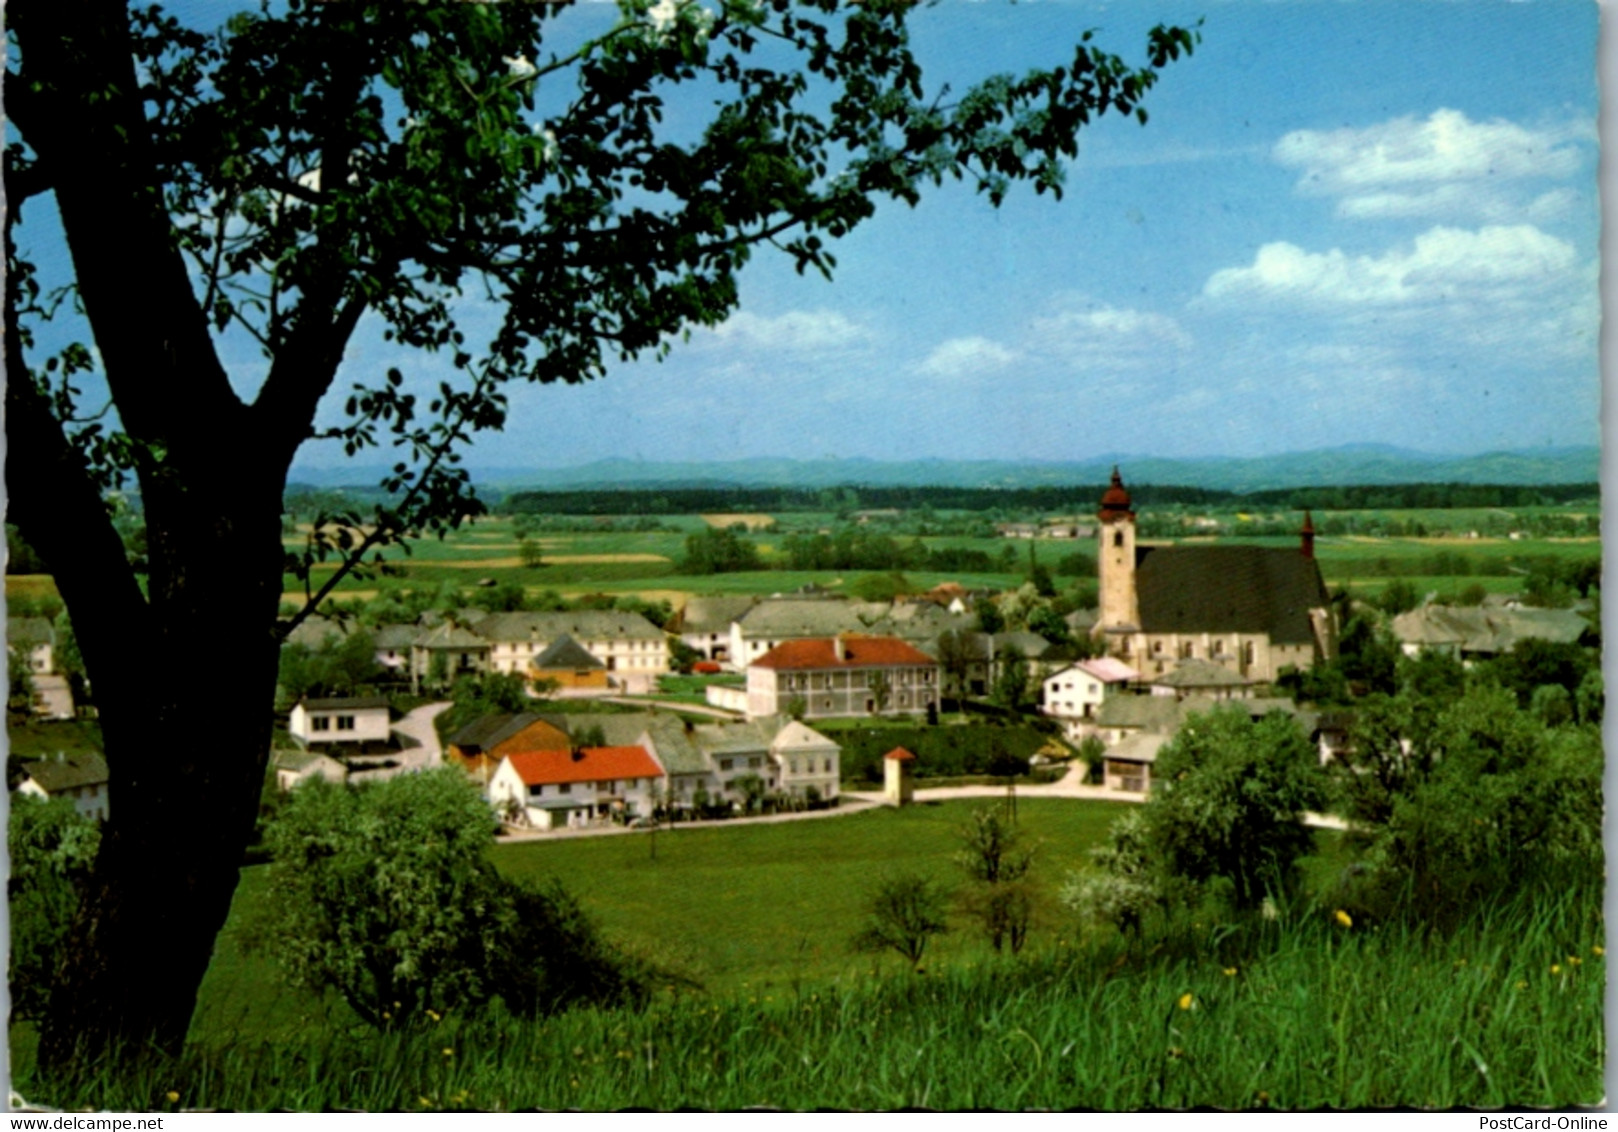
345 701 452 784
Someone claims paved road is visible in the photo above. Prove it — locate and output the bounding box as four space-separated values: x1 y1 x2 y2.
345 701 452 784
496 792 887 843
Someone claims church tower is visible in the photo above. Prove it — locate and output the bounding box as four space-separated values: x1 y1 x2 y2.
1096 466 1139 635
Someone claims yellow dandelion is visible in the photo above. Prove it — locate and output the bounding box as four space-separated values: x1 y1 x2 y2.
1177 992 1194 1011
1222 967 1238 977
419 1097 435 1109
442 1047 454 1058
165 1091 179 1103
426 1008 441 1022
1256 1091 1271 1105
1515 980 1528 990
1334 909 1352 929
1568 956 1582 966
1593 946 1605 957
1550 964 1562 976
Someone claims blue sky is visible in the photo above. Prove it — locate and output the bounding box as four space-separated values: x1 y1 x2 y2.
18 1 1602 473
466 0 1601 469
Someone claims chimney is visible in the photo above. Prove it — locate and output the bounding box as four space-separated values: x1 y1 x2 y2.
1300 510 1316 560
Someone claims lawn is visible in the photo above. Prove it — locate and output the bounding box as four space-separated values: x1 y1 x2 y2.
489 799 1133 995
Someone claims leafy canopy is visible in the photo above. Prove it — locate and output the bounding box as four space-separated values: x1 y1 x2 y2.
10 0 1197 613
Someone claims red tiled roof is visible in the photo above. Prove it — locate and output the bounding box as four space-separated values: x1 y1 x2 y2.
504 745 664 786
751 635 936 671
884 747 917 762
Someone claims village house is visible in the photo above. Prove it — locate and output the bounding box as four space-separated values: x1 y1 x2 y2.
473 610 668 693
17 751 110 821
289 695 393 748
1389 604 1590 663
8 616 76 720
447 712 573 785
672 595 759 662
272 748 348 792
409 619 491 691
528 633 611 695
487 744 665 830
747 634 940 720
1094 469 1335 682
1041 656 1138 740
1146 658 1257 701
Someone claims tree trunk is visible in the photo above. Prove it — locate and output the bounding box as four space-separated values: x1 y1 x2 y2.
35 470 289 1063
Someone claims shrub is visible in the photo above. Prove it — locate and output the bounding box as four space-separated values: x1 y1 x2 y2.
8 796 101 1022
261 769 647 1027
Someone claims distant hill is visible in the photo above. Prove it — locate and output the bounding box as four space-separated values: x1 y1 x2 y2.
288 445 1599 494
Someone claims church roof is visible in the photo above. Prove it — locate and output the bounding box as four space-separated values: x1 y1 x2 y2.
1134 545 1328 644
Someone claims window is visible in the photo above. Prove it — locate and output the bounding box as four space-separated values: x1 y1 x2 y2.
749 757 761 770
559 782 571 794
336 715 356 731
311 716 331 732
1113 531 1123 548
720 758 734 771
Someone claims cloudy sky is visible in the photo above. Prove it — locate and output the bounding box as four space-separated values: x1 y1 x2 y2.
20 1 1602 472
462 0 1599 468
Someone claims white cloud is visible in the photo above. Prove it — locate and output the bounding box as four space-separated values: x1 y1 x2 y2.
913 336 1021 380
1203 224 1577 307
1024 299 1192 370
705 308 871 353
1275 109 1588 220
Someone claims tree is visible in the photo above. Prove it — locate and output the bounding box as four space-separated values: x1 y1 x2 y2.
1145 707 1327 911
851 872 951 972
955 805 1033 953
8 645 38 721
519 538 545 570
261 769 646 1028
934 628 974 716
991 643 1032 715
6 0 1195 1059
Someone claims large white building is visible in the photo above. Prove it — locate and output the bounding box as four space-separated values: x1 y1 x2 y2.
746 634 940 720
474 611 669 693
487 744 666 830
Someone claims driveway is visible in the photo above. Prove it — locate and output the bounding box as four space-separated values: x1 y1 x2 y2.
345 701 452 784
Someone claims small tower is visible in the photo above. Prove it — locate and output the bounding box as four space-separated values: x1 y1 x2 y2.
1096 467 1140 637
883 747 917 806
1299 510 1316 560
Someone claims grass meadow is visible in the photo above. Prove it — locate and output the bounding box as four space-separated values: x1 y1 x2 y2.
13 797 1603 1111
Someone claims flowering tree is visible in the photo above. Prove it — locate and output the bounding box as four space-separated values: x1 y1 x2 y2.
6 0 1195 1060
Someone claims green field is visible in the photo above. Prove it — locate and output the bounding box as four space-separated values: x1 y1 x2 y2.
181 798 1132 1046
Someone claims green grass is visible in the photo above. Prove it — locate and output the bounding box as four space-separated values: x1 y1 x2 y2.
22 881 1603 1111
488 799 1122 995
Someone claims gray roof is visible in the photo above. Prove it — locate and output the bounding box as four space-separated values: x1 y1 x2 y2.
533 634 605 670
416 621 489 650
676 595 759 635
8 617 54 648
1106 732 1169 765
1391 605 1588 654
473 610 663 643
735 599 886 639
693 720 775 756
300 695 390 712
21 751 109 793
1149 659 1254 690
449 712 561 752
638 715 710 776
770 720 840 753
284 615 350 650
1135 545 1330 644
372 623 420 649
1094 695 1190 733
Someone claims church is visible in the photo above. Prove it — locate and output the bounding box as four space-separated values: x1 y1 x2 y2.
1093 468 1336 683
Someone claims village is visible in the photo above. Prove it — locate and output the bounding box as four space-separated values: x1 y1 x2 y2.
11 468 1594 834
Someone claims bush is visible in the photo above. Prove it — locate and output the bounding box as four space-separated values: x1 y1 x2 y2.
261 769 647 1027
9 796 101 1021
852 872 950 971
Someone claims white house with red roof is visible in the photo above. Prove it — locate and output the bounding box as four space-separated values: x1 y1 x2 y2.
487 744 666 830
746 634 940 720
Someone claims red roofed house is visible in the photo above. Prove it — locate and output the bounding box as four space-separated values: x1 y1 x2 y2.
747 634 940 721
487 744 666 831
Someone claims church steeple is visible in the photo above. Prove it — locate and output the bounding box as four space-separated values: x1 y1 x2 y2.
1097 466 1139 637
